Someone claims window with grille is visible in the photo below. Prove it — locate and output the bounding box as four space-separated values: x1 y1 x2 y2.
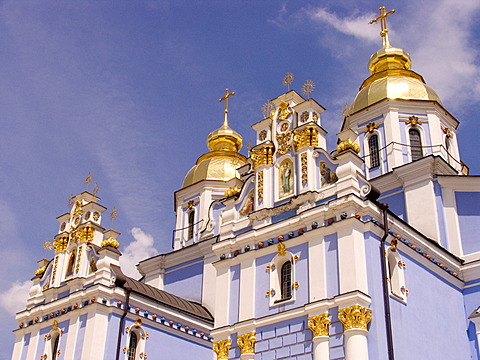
127 332 138 360
409 128 423 161
187 210 195 240
281 261 292 300
368 134 380 168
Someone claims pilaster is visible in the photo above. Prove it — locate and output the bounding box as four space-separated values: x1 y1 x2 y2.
308 314 330 360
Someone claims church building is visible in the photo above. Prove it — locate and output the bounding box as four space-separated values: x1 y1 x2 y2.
10 7 480 360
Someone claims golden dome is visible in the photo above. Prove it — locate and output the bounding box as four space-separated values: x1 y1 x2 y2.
182 111 246 188
348 46 442 115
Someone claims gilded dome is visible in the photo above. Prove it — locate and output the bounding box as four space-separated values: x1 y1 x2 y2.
348 46 442 115
182 115 246 188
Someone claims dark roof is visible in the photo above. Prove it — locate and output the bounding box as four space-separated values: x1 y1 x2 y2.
111 265 213 324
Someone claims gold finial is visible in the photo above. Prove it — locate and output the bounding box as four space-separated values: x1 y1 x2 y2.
85 172 93 190
301 80 315 99
369 6 396 49
43 239 53 251
261 100 276 119
341 103 350 118
246 141 253 150
283 72 294 91
218 88 236 127
68 194 75 207
110 207 118 227
93 183 99 196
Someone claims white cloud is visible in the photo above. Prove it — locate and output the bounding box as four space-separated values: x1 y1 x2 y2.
0 280 31 313
120 227 158 278
308 8 378 43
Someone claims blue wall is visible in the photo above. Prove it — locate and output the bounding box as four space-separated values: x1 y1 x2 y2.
456 192 480 254
229 264 240 325
164 257 204 302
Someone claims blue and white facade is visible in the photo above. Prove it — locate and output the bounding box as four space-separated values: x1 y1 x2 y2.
11 12 480 360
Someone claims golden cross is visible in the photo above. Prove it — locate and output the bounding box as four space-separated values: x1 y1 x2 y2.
369 6 396 48
219 88 236 114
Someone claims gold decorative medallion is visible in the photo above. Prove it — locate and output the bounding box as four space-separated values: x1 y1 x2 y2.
338 305 372 331
237 331 256 354
213 339 231 360
283 72 294 91
259 130 267 141
301 80 315 99
308 313 331 337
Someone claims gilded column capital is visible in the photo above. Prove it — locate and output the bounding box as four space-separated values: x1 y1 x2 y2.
338 305 372 331
308 313 331 337
237 331 256 354
213 338 231 360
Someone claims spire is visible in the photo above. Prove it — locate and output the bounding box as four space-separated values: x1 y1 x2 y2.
369 6 396 49
218 88 236 128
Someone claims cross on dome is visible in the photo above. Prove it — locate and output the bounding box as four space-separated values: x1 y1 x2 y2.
369 6 396 49
218 88 236 128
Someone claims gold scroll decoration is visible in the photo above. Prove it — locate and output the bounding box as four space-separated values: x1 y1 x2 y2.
213 339 231 360
257 171 264 202
277 101 292 121
251 143 274 169
308 314 331 337
276 131 292 155
338 305 372 331
293 126 318 152
237 331 256 354
336 138 360 154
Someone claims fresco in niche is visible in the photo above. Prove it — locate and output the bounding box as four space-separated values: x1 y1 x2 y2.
65 250 76 277
279 159 294 198
88 251 98 274
239 190 254 217
320 161 338 186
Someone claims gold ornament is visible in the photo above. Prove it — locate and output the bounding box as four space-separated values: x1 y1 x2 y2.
338 305 372 331
213 339 231 360
257 171 264 202
101 237 120 249
52 320 59 331
53 236 69 253
276 131 292 155
72 200 83 217
364 122 379 134
34 265 47 276
293 126 318 151
219 88 236 115
85 172 93 187
405 115 422 127
93 183 99 196
442 127 452 138
277 101 292 121
301 80 315 99
282 72 294 91
277 242 286 256
251 143 274 169
43 240 53 251
187 200 196 209
133 318 142 328
224 185 241 198
237 331 256 354
301 153 308 185
341 103 350 118
337 138 360 153
308 314 331 337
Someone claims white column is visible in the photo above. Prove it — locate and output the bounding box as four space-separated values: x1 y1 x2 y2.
344 329 369 360
312 336 329 360
239 257 255 321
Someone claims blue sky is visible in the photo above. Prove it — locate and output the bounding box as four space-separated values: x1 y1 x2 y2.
0 1 479 357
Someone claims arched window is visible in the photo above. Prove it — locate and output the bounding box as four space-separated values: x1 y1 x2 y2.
65 251 76 278
368 134 380 168
51 334 60 360
280 261 292 300
127 331 138 360
187 210 195 240
409 128 423 161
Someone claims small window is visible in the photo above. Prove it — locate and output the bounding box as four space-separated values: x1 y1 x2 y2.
409 128 422 161
280 261 292 300
187 211 195 240
51 334 60 360
368 134 380 168
127 331 138 360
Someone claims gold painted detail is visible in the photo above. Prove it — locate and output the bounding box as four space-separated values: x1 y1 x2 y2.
35 265 46 276
442 127 452 138
258 171 264 202
75 246 82 274
365 122 379 134
53 236 69 253
308 313 331 337
292 281 299 290
405 115 422 126
338 305 372 331
52 320 59 331
276 131 292 155
277 242 286 256
301 153 308 185
337 138 360 153
133 318 142 328
77 226 94 243
259 130 268 141
293 126 318 151
224 185 241 198
101 237 120 249
187 200 196 209
251 143 274 169
213 339 231 360
277 101 292 121
237 331 256 354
